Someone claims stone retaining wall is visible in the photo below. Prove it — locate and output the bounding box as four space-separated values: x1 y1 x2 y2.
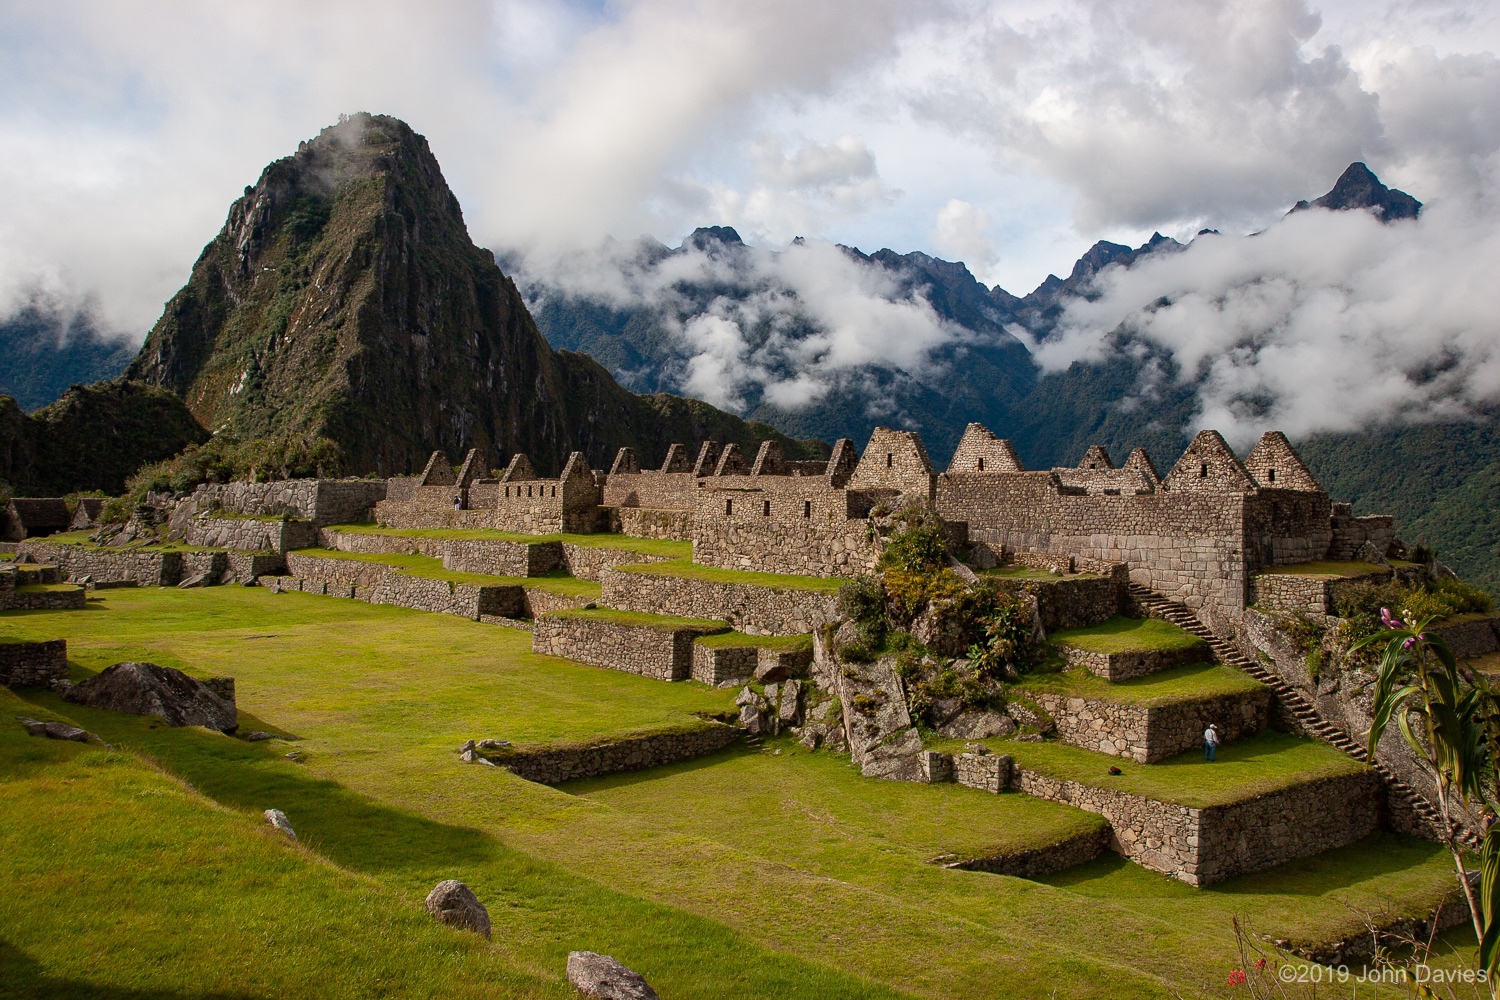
952 827 1110 879
1013 766 1379 886
319 529 450 560
954 751 1013 792
11 586 87 611
1249 571 1392 617
1057 643 1207 682
319 529 672 582
284 552 393 589
1031 687 1271 763
532 615 727 681
558 544 675 581
225 552 285 583
0 639 68 687
600 569 837 636
522 587 597 616
16 542 182 587
186 517 317 553
443 539 555 577
495 725 742 784
1431 614 1500 658
692 644 757 685
987 570 1126 632
0 565 12 606
189 479 387 526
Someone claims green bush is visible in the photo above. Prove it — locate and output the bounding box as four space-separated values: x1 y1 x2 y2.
876 506 950 574
967 591 1045 680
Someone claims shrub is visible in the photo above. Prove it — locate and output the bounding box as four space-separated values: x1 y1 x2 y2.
967 593 1045 679
876 505 950 575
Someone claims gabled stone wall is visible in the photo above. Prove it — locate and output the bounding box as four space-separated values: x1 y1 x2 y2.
188 479 387 526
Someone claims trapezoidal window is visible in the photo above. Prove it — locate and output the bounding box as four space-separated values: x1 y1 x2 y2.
504 486 510 498
725 499 733 516
1199 463 1209 478
977 457 985 471
1267 469 1276 483
527 485 533 497
803 500 811 518
886 453 893 467
763 500 771 516
551 485 557 497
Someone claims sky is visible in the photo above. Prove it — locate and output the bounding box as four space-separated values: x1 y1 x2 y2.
2 0 1499 442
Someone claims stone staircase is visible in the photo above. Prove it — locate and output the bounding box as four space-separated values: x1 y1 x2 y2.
1126 583 1465 847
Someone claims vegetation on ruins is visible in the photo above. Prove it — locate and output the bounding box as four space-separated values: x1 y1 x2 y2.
1363 609 1500 990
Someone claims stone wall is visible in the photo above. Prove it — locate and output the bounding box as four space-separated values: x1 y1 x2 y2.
1431 614 1500 658
186 517 317 553
937 472 1332 623
443 539 556 577
16 542 183 586
1030 687 1271 763
1013 766 1379 885
691 484 881 578
0 639 68 687
495 725 742 784
532 614 727 681
954 751 1012 792
1193 771 1383 885
319 528 450 559
1056 643 1207 682
225 552 285 583
986 571 1125 632
1328 505 1396 561
189 479 386 526
600 568 838 636
952 827 1110 879
615 508 694 541
558 543 675 581
282 552 527 619
601 471 700 510
0 565 12 606
10 586 86 610
692 644 757 685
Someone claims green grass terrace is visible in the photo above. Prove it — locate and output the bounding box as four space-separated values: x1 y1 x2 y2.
978 566 1105 581
694 630 814 652
611 557 845 593
1047 615 1208 655
541 607 728 632
1004 730 1370 809
287 547 602 598
0 588 1470 998
324 524 692 559
1014 662 1265 707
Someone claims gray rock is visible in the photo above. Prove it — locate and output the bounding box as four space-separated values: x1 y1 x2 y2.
19 717 90 743
63 662 238 732
777 679 803 726
425 880 491 939
263 809 296 839
177 572 211 589
476 738 510 749
566 951 659 1000
939 709 1017 740
734 686 760 707
242 731 272 741
459 739 476 753
459 748 478 763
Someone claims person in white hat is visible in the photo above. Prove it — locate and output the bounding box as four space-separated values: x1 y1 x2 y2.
1203 723 1220 762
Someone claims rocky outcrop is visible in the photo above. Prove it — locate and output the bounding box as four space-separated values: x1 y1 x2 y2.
63 662 238 732
566 952 659 1000
424 880 491 939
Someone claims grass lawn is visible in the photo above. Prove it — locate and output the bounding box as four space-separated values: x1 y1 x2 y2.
0 589 1465 999
1006 730 1370 808
979 566 1105 581
1016 663 1265 706
1049 615 1207 655
694 630 814 651
1260 560 1389 578
325 524 692 559
542 607 728 631
614 557 844 593
24 530 216 553
287 548 602 598
14 583 84 594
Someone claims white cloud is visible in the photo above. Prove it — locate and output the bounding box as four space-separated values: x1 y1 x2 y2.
931 199 997 279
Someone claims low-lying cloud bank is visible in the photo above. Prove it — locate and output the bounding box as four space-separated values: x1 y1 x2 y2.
1036 178 1500 447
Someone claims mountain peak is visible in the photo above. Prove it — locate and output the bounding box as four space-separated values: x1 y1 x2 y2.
683 226 744 252
1290 162 1421 222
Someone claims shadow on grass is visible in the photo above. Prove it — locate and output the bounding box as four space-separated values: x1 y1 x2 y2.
0 940 266 1000
15 687 497 876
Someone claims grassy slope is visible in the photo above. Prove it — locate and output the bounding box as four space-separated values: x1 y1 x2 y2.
1259 560 1388 578
1006 731 1370 808
0 589 1460 999
1049 615 1207 654
325 525 692 558
1017 663 1265 707
616 557 844 593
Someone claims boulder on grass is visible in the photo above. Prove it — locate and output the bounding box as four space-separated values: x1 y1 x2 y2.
19 717 90 743
263 809 296 839
425 880 491 939
566 952 659 1000
63 662 237 732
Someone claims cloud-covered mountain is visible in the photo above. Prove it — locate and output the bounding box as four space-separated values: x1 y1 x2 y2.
513 163 1500 590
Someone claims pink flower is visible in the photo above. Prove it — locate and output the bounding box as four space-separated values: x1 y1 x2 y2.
1227 969 1248 986
1381 607 1400 629
1255 958 1267 970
